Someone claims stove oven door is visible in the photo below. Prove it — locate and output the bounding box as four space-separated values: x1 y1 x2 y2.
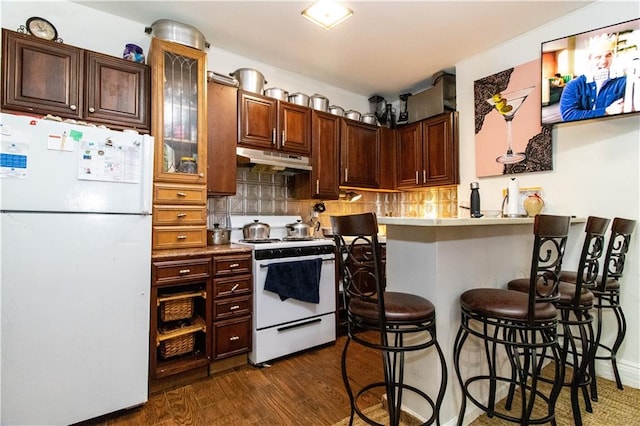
253 253 336 330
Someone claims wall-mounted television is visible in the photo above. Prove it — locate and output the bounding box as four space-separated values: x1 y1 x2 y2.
541 18 639 125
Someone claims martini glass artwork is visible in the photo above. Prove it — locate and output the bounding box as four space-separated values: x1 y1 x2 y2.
486 86 534 164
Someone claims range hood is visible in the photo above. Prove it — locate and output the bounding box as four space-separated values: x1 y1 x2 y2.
236 147 312 174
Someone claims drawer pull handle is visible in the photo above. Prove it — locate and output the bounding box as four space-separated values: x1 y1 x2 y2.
230 284 239 292
176 191 187 197
230 305 240 311
176 213 187 218
178 269 191 274
229 263 240 268
88 107 95 113
229 336 240 341
177 235 187 240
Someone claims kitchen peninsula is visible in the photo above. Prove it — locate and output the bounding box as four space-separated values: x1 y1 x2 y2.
376 216 585 425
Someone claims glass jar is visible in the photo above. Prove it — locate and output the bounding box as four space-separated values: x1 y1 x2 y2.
178 157 197 174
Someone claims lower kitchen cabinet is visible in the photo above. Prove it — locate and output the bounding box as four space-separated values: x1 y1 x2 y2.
150 256 212 379
212 252 253 360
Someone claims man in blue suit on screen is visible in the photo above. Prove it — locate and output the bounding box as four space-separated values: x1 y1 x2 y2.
560 33 626 121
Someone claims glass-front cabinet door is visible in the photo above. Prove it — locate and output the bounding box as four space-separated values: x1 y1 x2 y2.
150 38 207 184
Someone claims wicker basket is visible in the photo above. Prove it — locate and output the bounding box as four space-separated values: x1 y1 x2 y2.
160 333 195 359
160 297 194 322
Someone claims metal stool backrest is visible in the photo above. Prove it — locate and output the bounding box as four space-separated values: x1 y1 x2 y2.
527 214 571 324
598 217 637 292
331 213 386 326
570 216 610 303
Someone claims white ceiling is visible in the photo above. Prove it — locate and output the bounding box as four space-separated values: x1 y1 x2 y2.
77 0 594 99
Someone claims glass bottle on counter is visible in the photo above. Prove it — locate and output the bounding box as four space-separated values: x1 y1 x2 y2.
470 182 483 218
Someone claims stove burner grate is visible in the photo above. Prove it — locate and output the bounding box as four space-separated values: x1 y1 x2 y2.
239 238 282 244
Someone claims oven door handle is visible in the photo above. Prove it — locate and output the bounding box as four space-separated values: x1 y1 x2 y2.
259 258 335 268
277 318 322 332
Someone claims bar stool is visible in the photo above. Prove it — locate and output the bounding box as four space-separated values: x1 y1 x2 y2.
331 212 447 426
453 214 570 425
507 216 610 425
559 217 637 401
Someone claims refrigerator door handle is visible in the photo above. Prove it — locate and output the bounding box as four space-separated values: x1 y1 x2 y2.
141 135 154 214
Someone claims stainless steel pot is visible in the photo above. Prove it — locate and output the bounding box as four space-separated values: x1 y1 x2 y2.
361 113 378 125
309 94 329 112
285 220 317 239
264 87 289 101
344 110 362 121
328 105 345 117
207 224 231 246
230 68 267 94
288 92 309 106
145 19 210 51
242 219 270 240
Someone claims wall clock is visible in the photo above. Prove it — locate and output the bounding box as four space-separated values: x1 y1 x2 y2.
25 17 58 41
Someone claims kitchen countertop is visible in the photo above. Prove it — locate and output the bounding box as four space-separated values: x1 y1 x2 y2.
378 216 584 227
152 244 252 259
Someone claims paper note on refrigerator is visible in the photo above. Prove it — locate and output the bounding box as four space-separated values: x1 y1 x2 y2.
77 137 141 183
0 141 28 179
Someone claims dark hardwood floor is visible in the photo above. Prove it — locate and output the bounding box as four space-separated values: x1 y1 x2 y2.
80 334 384 425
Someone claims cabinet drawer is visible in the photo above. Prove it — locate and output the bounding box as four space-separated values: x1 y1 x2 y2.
154 183 206 205
213 275 252 298
153 226 207 250
213 295 252 321
153 257 211 285
213 254 252 276
213 316 252 360
153 205 207 226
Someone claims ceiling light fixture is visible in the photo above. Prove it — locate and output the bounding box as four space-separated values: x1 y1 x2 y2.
301 0 353 30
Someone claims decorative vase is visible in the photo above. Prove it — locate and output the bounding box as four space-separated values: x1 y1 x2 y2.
524 193 545 217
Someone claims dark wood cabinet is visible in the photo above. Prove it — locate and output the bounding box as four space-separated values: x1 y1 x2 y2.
212 252 253 360
207 82 238 196
396 112 459 189
340 118 379 188
378 127 396 190
1 29 150 131
237 90 311 155
294 110 341 199
84 51 150 130
150 256 212 379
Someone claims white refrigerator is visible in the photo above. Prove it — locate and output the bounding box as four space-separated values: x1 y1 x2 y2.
0 113 153 425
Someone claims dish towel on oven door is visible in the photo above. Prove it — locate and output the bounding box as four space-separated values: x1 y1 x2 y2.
264 258 322 303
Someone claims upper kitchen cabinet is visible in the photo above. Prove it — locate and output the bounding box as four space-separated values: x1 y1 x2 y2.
149 38 207 184
293 110 341 199
396 111 459 189
207 81 238 196
1 29 150 131
84 51 150 130
237 90 311 155
340 118 379 189
378 127 396 191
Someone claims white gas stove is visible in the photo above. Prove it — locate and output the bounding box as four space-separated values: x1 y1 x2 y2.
229 215 336 366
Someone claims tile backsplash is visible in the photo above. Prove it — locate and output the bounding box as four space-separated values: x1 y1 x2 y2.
207 169 458 230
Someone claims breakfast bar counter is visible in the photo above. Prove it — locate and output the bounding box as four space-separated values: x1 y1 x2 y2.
376 216 584 425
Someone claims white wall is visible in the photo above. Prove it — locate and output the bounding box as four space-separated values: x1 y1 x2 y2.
456 1 640 386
